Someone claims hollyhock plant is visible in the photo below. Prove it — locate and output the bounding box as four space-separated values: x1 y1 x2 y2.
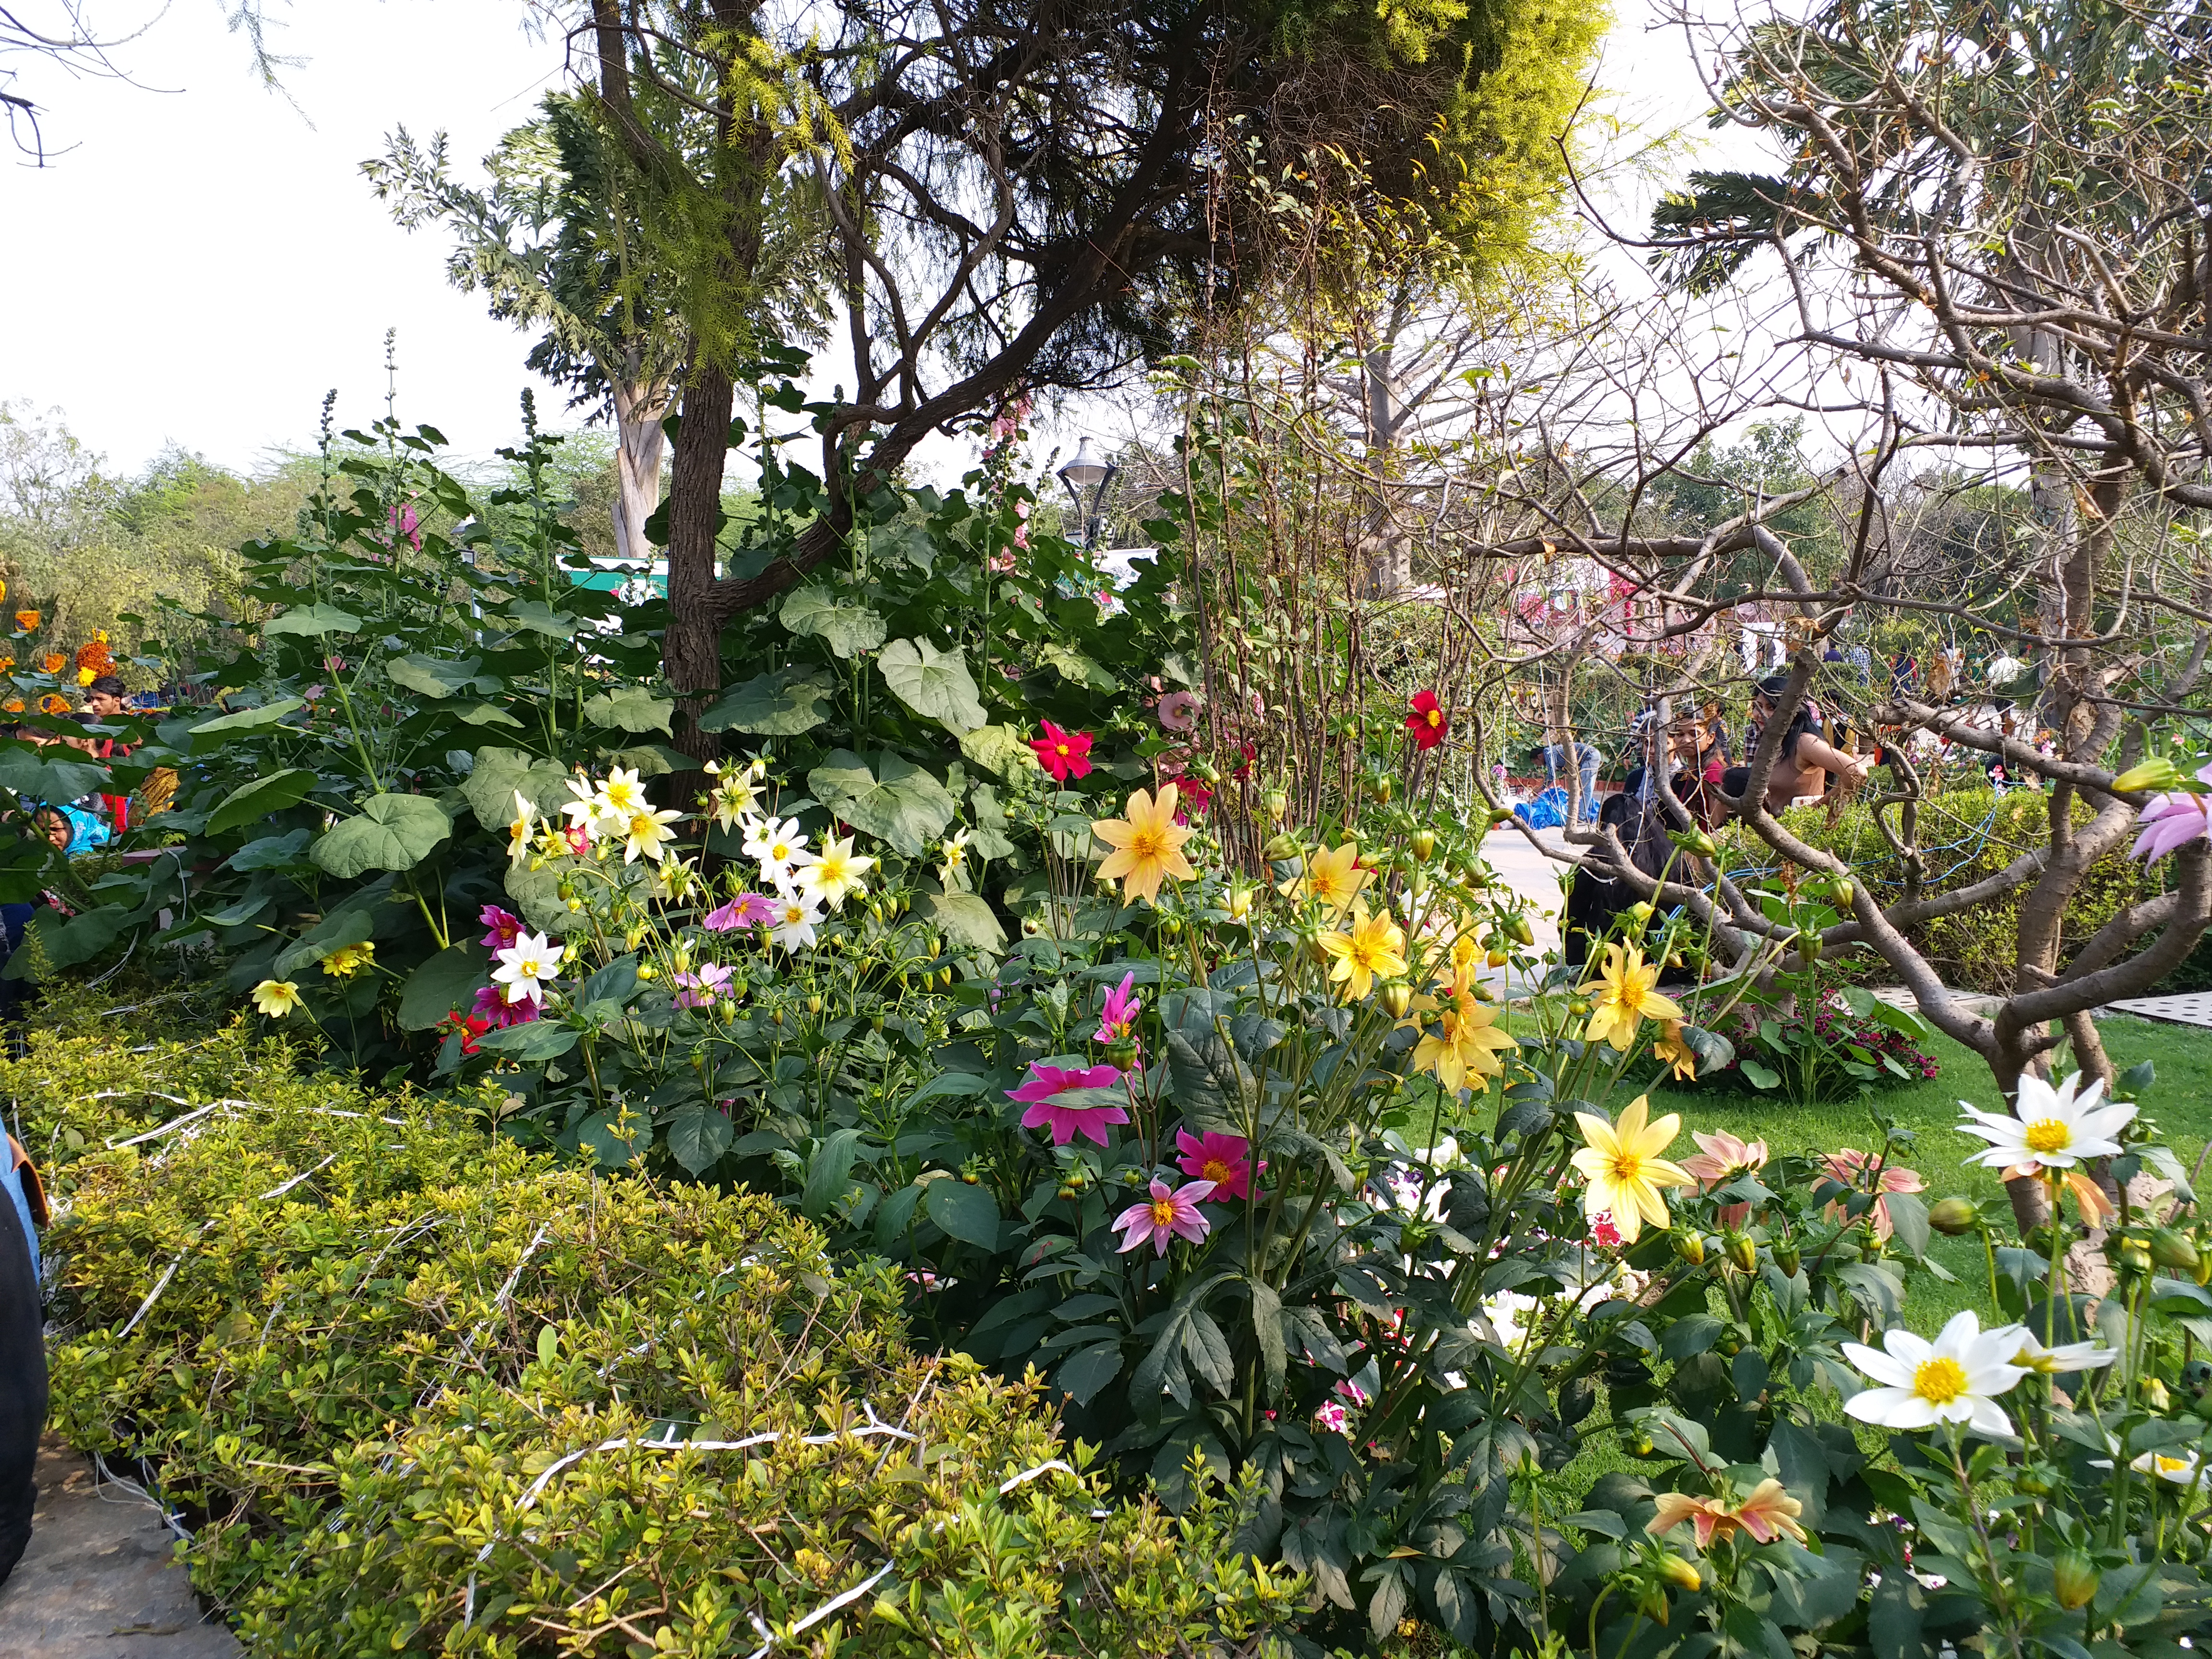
1030 719 1094 781
1008 1062 1130 1146
1112 1177 1215 1255
703 891 779 932
1405 689 1449 749
1175 1129 1253 1200
2130 763 2212 860
1156 690 1199 732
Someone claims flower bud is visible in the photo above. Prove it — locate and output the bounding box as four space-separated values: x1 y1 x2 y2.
1927 1197 1979 1236
1486 949 1509 969
1410 828 1436 861
2152 1227 2200 1271
1674 1230 1706 1266
2122 1239 2154 1274
869 1012 885 1033
2053 1551 2100 1611
1263 787 1289 822
2113 758 2185 794
1669 827 1719 860
2145 1377 2173 1412
806 994 823 1015
636 964 657 981
1773 1242 1801 1276
1381 982 1414 1019
1486 806 1515 826
1658 1555 1702 1594
1832 878 1855 914
1369 775 1395 804
1626 901 1654 928
1106 1038 1140 1071
1508 915 1535 947
1264 833 1300 862
771 1007 784 1026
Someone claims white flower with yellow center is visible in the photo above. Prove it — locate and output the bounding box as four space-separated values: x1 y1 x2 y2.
559 773 603 838
1958 1071 2135 1179
704 760 762 832
2132 1449 2209 1491
1842 1310 2027 1436
796 833 874 910
769 891 825 950
743 815 810 889
590 766 651 834
491 929 560 1005
2003 1328 2118 1375
506 790 535 866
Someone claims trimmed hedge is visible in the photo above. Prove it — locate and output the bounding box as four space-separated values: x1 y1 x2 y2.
1764 785 2154 994
21 1018 1299 1657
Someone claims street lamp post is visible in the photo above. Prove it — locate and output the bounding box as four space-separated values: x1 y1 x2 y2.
1056 438 1118 552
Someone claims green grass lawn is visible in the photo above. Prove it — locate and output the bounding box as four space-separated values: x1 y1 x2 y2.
1639 1013 2212 1329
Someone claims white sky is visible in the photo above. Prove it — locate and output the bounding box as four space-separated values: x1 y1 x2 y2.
1 0 1751 486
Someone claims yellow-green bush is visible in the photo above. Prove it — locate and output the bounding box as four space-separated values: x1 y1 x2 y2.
1761 785 2154 993
23 1022 1300 1657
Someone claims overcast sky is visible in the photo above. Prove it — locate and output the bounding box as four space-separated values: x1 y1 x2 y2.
1 0 1738 486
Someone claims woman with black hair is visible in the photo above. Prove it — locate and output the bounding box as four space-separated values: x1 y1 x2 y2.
1721 674 1879 815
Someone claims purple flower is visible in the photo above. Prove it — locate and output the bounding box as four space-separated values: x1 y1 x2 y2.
673 962 734 1009
703 892 779 932
479 905 525 952
1094 971 1142 1046
2132 766 2212 860
1006 1062 1130 1147
469 984 539 1029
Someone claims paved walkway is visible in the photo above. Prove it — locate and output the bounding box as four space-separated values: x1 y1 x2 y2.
0 1437 239 1658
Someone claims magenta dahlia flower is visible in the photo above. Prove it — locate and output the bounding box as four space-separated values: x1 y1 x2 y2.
1007 1062 1130 1146
1111 1177 1215 1255
2132 766 2212 860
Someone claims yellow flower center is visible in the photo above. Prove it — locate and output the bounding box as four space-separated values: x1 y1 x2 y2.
1202 1158 1232 1185
1427 709 1442 727
632 814 657 837
2023 1118 2071 1154
1056 743 1070 756
1913 1356 1967 1405
1129 824 1169 860
771 840 792 860
1150 1200 1178 1226
1608 1152 1645 1185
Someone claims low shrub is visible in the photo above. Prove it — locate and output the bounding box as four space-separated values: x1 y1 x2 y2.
24 1022 1299 1657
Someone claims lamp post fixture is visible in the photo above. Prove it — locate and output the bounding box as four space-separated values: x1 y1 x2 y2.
1056 438 1118 552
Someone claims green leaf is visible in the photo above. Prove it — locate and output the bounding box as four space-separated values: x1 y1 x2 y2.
806 750 956 857
450 700 523 728
1248 1279 1286 1395
802 1128 864 1220
274 908 376 976
311 793 454 878
779 585 886 659
536 1324 559 1366
503 860 582 936
1034 642 1117 691
1738 1058 1781 1090
666 1100 734 1176
186 698 305 749
397 942 491 1031
878 637 986 731
204 768 318 837
700 668 834 736
1057 1341 1124 1407
0 747 111 803
6 906 123 978
261 603 362 637
463 746 574 832
581 685 674 735
1884 1188 1931 1261
499 600 578 639
924 1178 999 1249
958 723 1043 778
922 890 1007 954
385 654 482 699
475 1019 577 1061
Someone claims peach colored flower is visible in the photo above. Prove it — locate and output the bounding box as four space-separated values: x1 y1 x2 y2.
1647 1479 1807 1550
1822 1148 1924 1241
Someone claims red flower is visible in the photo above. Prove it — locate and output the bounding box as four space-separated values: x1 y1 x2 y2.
1406 690 1448 750
1029 719 1094 781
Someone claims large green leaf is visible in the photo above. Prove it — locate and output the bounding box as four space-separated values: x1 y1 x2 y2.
700 668 834 735
3 907 125 980
1035 642 1117 691
503 859 582 935
923 890 1007 954
311 793 454 878
878 637 986 732
397 941 491 1031
261 604 363 638
0 747 111 803
450 700 523 728
958 723 1043 778
666 1099 734 1175
499 600 578 639
780 586 887 659
205 768 318 837
463 746 574 832
187 697 305 749
582 685 674 735
806 750 956 857
924 1178 999 1249
385 654 484 700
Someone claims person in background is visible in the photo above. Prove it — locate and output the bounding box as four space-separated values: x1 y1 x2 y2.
1722 674 1882 814
0 1125 45 1586
82 677 132 832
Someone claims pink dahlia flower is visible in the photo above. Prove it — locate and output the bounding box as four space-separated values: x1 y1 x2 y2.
1112 1177 1215 1255
1821 1148 1924 1242
479 904 525 952
2132 766 2212 860
1007 1062 1130 1146
1094 971 1142 1046
703 891 779 932
1175 1128 1253 1201
673 962 734 1009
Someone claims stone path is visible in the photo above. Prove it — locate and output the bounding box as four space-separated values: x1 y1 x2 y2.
0 1436 240 1658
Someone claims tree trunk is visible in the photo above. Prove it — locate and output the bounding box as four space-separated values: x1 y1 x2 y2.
610 362 669 567
663 362 734 785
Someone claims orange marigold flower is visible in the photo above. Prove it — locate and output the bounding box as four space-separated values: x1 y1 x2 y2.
39 653 64 674
2 699 22 714
36 693 70 715
74 638 114 673
15 611 40 633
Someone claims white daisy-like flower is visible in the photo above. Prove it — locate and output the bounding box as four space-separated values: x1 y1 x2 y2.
559 773 602 837
704 760 762 832
2001 1328 2119 1375
619 805 684 865
1841 1310 2028 1437
1957 1071 2136 1178
743 815 810 889
491 929 560 1005
505 790 535 866
769 891 825 950
2133 1449 2209 1491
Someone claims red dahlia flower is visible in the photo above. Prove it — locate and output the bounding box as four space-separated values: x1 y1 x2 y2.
1029 719 1094 781
1406 690 1448 749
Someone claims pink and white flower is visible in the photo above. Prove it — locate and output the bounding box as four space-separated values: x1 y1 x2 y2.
673 962 734 1009
702 891 779 932
1112 1177 1215 1255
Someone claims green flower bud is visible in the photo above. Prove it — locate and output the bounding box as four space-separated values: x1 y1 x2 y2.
2053 1551 2099 1611
1927 1197 1979 1236
2152 1227 2200 1271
